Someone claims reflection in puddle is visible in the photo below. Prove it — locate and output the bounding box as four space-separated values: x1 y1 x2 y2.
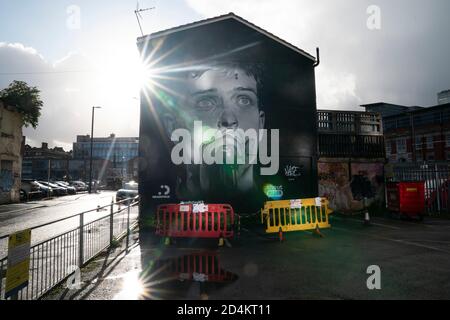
139 251 238 300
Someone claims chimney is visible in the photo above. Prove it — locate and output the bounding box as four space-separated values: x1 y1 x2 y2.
42 142 48 149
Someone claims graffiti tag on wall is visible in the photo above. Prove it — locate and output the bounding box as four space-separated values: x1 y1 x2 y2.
318 162 384 213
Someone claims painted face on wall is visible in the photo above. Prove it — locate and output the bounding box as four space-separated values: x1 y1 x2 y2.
184 66 265 133
168 64 266 195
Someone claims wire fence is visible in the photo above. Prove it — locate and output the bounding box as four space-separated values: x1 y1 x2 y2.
0 197 139 300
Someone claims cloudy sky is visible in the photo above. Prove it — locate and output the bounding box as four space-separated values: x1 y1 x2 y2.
0 0 449 151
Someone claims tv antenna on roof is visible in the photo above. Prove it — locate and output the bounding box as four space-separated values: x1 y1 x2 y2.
135 2 155 36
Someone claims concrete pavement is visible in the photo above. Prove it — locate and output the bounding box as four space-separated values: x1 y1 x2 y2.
45 213 450 300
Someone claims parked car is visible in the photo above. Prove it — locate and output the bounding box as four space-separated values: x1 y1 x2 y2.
39 181 67 196
70 181 88 192
20 179 44 200
116 181 139 203
34 181 53 197
49 181 69 196
55 181 76 195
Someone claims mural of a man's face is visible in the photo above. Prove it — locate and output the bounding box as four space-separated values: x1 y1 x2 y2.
184 65 265 133
165 63 265 196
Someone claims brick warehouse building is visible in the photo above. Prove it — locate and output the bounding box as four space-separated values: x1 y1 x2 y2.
383 103 450 163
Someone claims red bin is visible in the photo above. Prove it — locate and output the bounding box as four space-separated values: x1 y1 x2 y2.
387 182 425 219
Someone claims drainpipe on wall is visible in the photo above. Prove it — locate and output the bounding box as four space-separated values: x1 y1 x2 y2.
314 47 320 194
313 48 320 68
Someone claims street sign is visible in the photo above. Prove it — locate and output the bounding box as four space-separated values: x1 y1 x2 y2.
5 229 31 299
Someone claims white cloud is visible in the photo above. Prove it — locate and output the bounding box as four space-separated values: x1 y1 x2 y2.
24 137 40 148
186 0 450 108
0 42 45 61
0 43 140 151
1 0 449 151
185 0 363 109
316 67 361 110
185 0 319 47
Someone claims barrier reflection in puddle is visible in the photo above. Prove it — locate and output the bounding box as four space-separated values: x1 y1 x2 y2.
139 251 238 300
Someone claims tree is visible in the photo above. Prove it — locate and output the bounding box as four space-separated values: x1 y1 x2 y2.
0 80 43 128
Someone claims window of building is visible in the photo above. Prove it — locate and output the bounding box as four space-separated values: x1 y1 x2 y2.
415 136 423 150
1 160 13 170
385 141 392 155
397 117 410 128
397 138 407 153
416 153 423 162
427 152 435 161
414 112 440 127
0 111 15 136
0 160 14 192
446 133 450 147
426 136 434 149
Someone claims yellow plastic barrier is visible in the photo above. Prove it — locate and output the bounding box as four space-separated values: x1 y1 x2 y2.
261 198 333 234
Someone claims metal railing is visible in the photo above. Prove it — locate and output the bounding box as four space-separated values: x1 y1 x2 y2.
318 134 385 158
317 110 385 159
317 110 383 135
0 196 139 300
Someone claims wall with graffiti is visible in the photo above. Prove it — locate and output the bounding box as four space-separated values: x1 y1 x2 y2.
0 104 23 204
318 160 385 213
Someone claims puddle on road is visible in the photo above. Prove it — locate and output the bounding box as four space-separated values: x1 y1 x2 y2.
133 250 239 300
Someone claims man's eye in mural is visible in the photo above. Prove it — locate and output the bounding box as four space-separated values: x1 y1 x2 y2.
195 96 220 111
235 95 254 107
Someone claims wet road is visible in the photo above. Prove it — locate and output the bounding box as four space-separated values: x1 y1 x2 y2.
0 191 136 258
47 213 450 300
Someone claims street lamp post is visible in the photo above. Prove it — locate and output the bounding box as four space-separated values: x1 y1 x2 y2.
89 106 101 193
122 156 126 182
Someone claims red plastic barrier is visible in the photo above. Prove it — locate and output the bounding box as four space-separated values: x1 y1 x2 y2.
156 203 234 239
155 251 236 283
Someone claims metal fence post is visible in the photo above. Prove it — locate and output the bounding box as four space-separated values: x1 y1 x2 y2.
110 198 114 246
79 213 84 267
435 163 441 213
126 202 131 251
0 198 140 301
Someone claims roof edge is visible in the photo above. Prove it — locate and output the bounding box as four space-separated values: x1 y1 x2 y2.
137 12 316 62
383 102 450 119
